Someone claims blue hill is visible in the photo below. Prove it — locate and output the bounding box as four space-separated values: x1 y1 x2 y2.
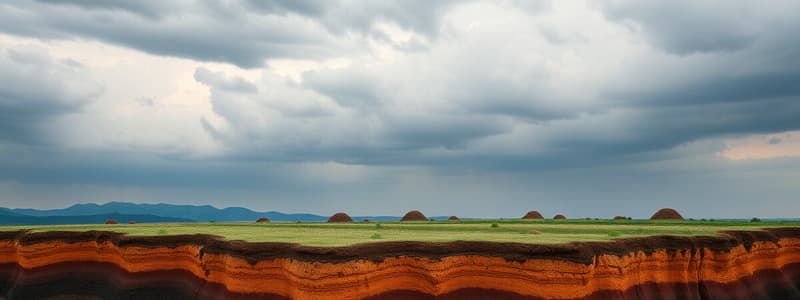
9 202 327 222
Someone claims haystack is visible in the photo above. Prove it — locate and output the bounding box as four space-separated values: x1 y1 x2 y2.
448 216 460 221
401 210 428 221
613 216 627 220
522 211 544 219
128 221 136 224
256 217 270 223
105 219 118 224
553 214 566 220
327 212 353 223
650 208 684 220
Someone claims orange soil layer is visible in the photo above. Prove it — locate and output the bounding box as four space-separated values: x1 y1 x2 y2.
1 229 800 299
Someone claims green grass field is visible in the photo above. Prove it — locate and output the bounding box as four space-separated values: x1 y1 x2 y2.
2 219 799 246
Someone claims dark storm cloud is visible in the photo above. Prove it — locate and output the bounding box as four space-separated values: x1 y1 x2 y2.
596 0 800 55
0 46 102 144
0 0 463 67
35 0 165 19
0 1 337 67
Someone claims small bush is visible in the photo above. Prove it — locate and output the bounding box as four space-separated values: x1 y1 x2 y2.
375 223 382 229
751 217 761 222
490 223 499 228
626 217 632 220
607 231 622 238
369 233 382 239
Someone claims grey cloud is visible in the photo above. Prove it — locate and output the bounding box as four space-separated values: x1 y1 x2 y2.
0 1 345 67
194 67 258 94
0 46 102 144
35 0 166 19
596 0 799 55
303 69 382 109
0 0 465 67
768 137 782 145
380 114 512 151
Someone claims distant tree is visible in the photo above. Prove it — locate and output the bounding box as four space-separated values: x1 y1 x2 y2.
751 217 762 222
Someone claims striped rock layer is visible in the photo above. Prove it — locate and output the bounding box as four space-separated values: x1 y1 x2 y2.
1 228 799 299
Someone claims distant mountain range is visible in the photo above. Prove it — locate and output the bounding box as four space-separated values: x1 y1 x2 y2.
0 210 191 225
6 202 328 223
0 202 452 225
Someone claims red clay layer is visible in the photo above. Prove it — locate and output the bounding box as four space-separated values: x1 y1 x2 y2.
0 228 799 299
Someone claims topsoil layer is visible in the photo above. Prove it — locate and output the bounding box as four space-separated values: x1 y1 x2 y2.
1 228 798 265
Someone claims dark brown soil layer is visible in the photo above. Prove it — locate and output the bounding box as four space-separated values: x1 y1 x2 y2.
0 262 288 300
364 264 800 300
1 228 799 265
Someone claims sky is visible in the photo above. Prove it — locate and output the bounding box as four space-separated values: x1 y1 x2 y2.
0 0 799 218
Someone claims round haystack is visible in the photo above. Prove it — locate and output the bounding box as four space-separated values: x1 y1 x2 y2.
613 216 627 220
256 217 270 223
105 219 117 224
327 212 353 223
522 211 544 219
528 230 541 235
128 221 136 224
650 208 684 220
448 216 460 221
401 210 428 221
553 214 566 220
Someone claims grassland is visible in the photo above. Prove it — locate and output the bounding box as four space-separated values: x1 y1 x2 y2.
1 219 799 247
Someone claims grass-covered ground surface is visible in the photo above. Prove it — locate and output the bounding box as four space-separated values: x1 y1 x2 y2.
2 219 799 246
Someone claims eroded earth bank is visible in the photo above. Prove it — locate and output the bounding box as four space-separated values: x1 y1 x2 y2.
1 228 799 299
